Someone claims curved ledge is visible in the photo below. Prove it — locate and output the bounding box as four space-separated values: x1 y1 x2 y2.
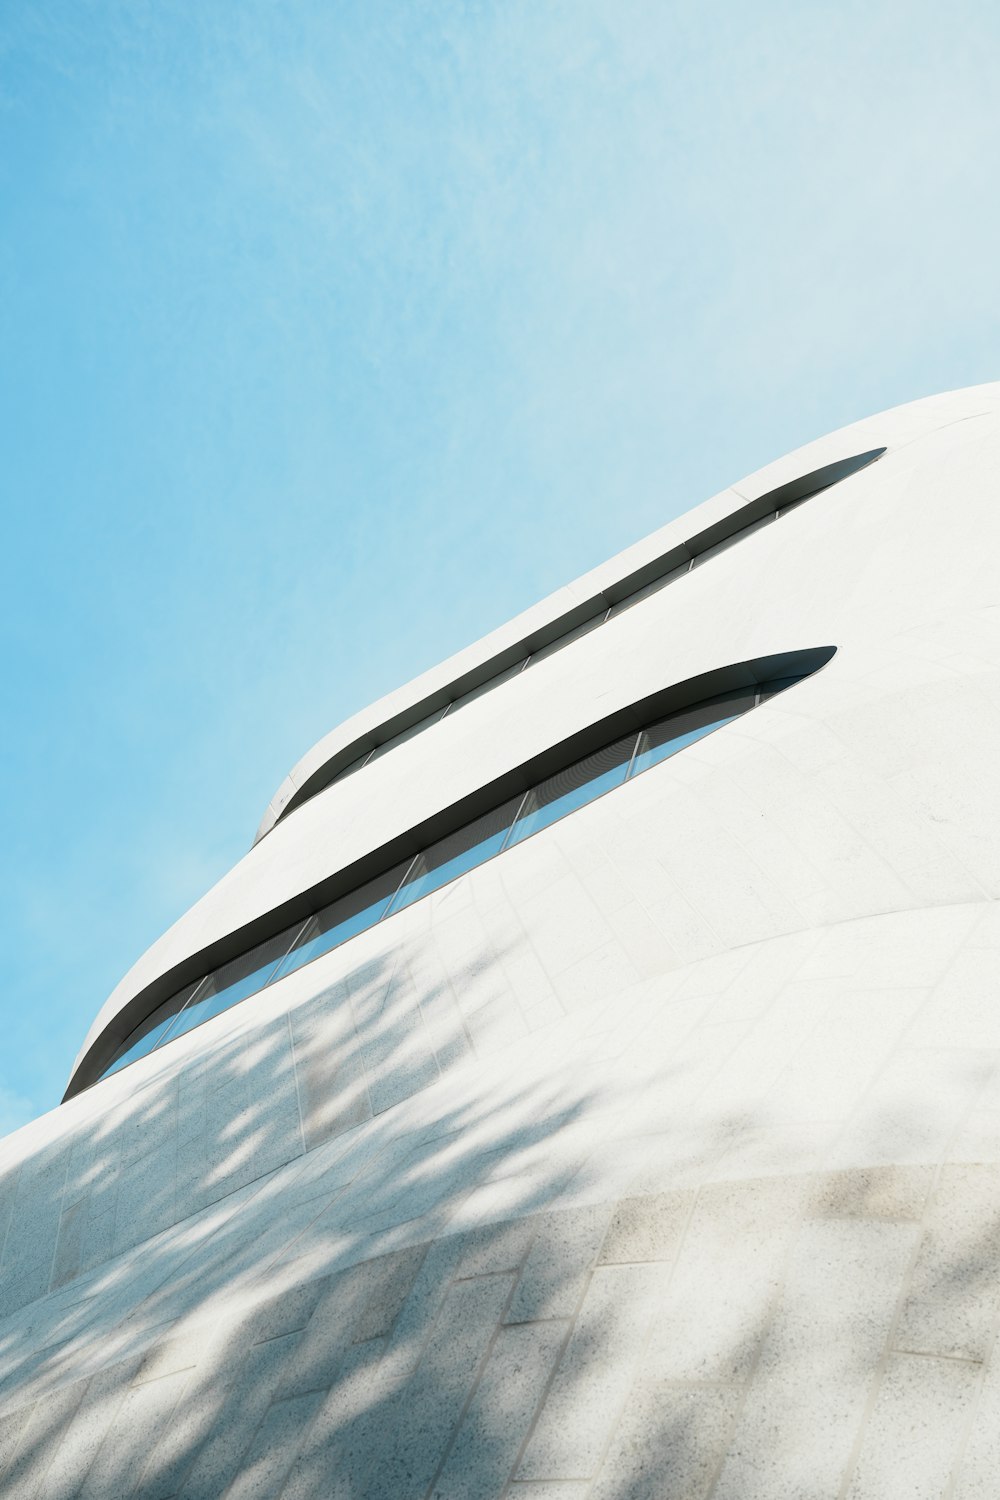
253 449 883 845
66 646 836 1100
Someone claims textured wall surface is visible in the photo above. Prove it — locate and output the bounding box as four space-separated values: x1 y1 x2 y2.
4 384 1000 1496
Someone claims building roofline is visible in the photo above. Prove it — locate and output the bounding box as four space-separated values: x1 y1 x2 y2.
67 381 1000 1100
252 451 883 845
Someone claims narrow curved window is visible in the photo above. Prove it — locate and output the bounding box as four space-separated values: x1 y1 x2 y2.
157 928 306 1048
262 447 881 835
507 736 636 847
101 981 202 1078
89 647 834 1090
269 863 411 985
632 693 750 774
387 799 524 915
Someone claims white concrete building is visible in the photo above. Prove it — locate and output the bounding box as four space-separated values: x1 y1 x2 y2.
3 383 1000 1497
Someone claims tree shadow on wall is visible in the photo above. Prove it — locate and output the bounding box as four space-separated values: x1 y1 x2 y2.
0 933 999 1497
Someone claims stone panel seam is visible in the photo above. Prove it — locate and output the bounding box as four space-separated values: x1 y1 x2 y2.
385 1241 434 1342
887 410 995 457
830 1297 926 1500
424 928 478 1046
285 1010 308 1160
935 1085 1000 1500
819 933 1000 1184
178 1327 300 1500
77 1164 295 1379
128 1359 216 1498
0 1163 22 1277
752 732 995 909
600 832 704 970
454 1266 524 1283
683 764 823 930
508 1185 701 1495
421 1266 524 1499
250 1132 415 1284
492 862 573 1008
941 1320 1000 1498
7 1366 93 1498
701 1177 814 1500
892 1349 984 1366
607 828 732 960
42 1149 73 1302
585 1184 710 1494
499 1262 595 1496
893 899 1000 1060
833 1091 978 1500
124 1366 199 1499
651 898 999 996
772 754 936 910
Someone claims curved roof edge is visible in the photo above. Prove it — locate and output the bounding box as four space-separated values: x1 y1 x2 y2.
253 382 1000 846
68 646 837 1100
253 449 885 846
68 381 1000 1101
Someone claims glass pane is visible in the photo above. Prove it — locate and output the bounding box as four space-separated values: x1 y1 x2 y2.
756 673 807 701
528 612 605 667
367 706 449 763
387 798 523 914
165 921 305 1043
507 736 637 847
330 751 371 787
270 861 413 981
691 512 776 566
607 562 691 619
775 495 811 517
449 659 528 714
100 981 202 1078
631 692 756 777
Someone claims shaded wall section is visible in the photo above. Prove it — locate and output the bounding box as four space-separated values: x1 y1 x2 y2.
2 896 1000 1497
6 389 1000 1495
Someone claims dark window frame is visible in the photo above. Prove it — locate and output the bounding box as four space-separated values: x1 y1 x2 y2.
71 646 836 1099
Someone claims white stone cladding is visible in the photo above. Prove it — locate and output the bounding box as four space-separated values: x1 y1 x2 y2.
3 383 1000 1496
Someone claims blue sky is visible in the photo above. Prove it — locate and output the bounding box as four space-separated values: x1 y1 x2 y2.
2 0 998 1128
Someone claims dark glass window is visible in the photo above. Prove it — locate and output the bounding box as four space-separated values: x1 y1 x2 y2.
264 450 880 835
332 750 372 785
102 980 204 1076
387 799 523 913
165 922 307 1044
450 659 528 714
94 652 830 1086
630 691 755 777
270 861 414 982
607 562 691 619
528 612 606 666
691 513 776 567
367 706 449 764
757 675 803 700
507 735 636 847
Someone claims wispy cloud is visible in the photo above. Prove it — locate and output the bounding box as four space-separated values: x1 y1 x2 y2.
1 0 998 1121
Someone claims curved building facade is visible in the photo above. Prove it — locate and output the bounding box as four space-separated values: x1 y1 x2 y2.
3 384 1000 1496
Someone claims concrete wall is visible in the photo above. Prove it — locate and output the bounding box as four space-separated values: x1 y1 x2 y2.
4 384 1000 1496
